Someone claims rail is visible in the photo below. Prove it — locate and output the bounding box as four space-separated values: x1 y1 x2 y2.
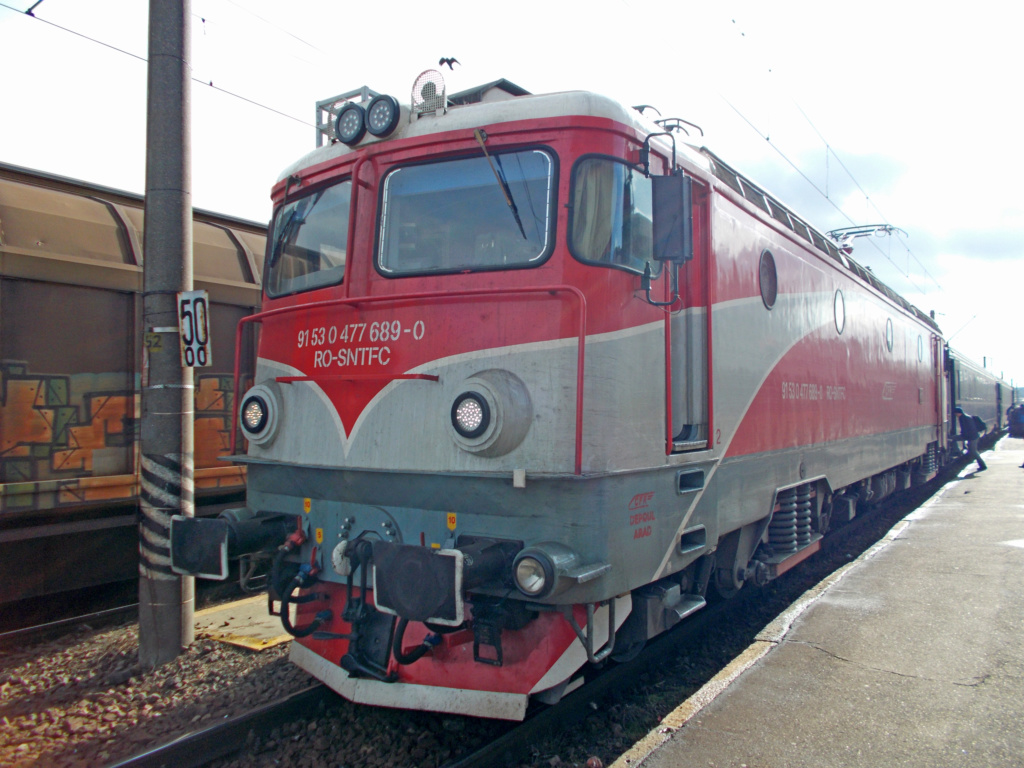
108 684 332 768
232 285 588 473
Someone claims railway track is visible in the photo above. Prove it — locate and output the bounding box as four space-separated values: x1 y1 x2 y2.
0 587 261 662
0 603 139 649
107 685 333 768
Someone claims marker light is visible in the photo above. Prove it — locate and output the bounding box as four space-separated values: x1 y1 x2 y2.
451 392 490 438
365 94 400 137
335 103 367 145
241 395 268 434
514 555 551 597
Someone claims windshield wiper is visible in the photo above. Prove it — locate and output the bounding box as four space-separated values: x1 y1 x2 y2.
269 191 323 269
270 208 298 266
474 129 528 240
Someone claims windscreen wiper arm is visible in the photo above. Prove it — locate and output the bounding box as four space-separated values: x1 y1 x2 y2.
268 208 299 270
474 129 528 240
269 191 324 268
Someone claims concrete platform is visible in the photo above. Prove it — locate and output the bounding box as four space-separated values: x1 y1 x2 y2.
616 437 1024 768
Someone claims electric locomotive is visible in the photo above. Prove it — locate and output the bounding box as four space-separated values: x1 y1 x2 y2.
173 73 959 719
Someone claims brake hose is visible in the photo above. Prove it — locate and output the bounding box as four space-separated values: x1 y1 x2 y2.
392 618 442 665
280 565 330 638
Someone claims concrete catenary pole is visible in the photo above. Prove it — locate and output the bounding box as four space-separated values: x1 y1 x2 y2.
139 0 194 667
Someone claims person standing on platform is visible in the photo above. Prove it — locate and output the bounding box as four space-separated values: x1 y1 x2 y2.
954 406 987 472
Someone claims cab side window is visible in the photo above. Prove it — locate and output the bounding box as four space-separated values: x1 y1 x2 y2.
569 157 657 275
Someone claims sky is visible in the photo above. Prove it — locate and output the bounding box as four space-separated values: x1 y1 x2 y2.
1 0 1022 384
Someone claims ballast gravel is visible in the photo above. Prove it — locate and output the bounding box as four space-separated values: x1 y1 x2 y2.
0 619 504 768
0 623 309 767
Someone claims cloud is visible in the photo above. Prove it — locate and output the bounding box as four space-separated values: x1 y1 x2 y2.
941 227 1024 263
723 147 911 238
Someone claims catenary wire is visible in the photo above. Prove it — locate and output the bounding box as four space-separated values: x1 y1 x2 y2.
0 1 314 129
723 10 943 297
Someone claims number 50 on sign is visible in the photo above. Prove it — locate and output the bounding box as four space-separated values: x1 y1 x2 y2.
177 290 212 368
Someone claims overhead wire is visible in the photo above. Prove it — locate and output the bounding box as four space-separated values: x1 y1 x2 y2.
722 10 943 298
192 4 326 73
220 0 327 56
792 101 943 293
0 0 314 129
722 96 856 227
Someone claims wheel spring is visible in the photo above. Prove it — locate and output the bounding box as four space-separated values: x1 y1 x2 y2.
795 486 813 548
769 485 814 554
769 488 799 554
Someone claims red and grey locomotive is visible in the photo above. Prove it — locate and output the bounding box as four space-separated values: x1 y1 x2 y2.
171 72 1005 720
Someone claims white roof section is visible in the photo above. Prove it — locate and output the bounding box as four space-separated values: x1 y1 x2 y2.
278 89 709 183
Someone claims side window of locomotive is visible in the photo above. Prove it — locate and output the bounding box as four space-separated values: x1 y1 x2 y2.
569 157 658 275
377 149 554 275
265 181 351 297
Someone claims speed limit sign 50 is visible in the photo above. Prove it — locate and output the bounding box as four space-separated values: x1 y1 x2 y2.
177 290 212 368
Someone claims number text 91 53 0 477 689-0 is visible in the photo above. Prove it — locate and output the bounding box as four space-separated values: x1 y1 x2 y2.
297 321 426 368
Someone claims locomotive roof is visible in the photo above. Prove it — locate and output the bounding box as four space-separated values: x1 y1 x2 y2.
279 90 712 184
283 86 940 335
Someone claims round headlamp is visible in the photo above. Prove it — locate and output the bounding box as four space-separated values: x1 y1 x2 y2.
451 392 490 439
513 552 554 597
335 103 366 145
237 382 281 447
365 94 400 137
241 395 268 434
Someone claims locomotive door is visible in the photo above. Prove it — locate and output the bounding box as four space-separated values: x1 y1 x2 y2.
670 307 708 449
669 179 710 451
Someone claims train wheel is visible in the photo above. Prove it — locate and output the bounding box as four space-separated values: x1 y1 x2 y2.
611 638 645 663
712 567 744 600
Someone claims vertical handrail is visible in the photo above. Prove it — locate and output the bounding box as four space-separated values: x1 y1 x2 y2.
663 271 674 456
342 155 366 302
231 285 588 474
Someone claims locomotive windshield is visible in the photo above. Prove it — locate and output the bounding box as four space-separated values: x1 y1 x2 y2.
377 149 554 275
570 157 658 275
265 181 351 297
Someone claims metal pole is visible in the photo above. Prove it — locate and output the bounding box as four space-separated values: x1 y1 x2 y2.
139 0 194 667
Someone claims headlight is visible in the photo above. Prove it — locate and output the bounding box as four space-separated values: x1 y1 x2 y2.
335 103 366 145
514 555 550 596
447 371 533 456
365 94 400 137
512 543 584 599
451 392 490 438
238 382 281 447
241 395 268 433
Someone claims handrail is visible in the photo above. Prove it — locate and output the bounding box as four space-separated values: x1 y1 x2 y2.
275 374 440 383
231 285 588 473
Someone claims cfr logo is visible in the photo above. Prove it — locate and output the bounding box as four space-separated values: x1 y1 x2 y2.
628 492 654 511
